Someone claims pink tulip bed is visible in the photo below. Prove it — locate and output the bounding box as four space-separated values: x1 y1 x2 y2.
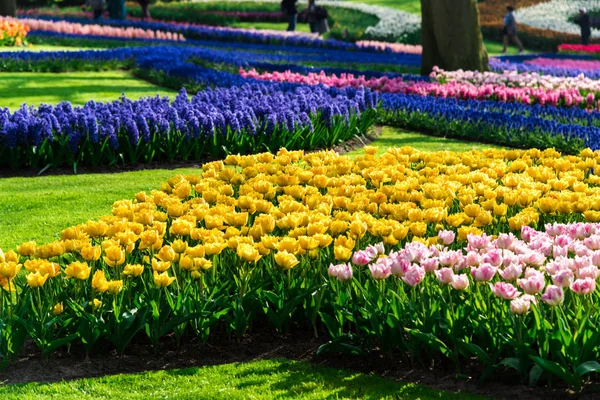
326 223 600 390
559 44 600 55
0 16 185 42
240 67 600 110
524 57 600 71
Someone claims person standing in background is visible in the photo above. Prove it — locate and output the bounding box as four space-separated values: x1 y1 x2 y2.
84 0 106 21
501 6 524 53
281 0 298 32
304 0 328 35
575 8 591 45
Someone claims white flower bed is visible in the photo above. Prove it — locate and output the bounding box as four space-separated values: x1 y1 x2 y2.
193 0 421 41
515 0 600 38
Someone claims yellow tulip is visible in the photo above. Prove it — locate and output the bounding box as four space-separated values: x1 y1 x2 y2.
157 245 176 262
237 243 261 262
152 258 171 272
65 261 91 280
17 241 36 257
107 280 124 295
154 271 176 288
274 251 299 270
123 264 145 277
26 272 49 288
0 262 22 279
92 270 109 293
80 245 101 261
334 245 352 261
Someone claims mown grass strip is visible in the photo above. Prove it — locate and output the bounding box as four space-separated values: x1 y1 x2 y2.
0 358 485 400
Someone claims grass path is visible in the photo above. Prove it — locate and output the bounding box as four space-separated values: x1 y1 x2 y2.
0 358 484 400
0 71 175 110
0 167 200 251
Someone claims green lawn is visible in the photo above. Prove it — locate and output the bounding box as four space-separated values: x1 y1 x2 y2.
0 358 484 400
346 126 504 158
231 21 312 33
0 167 199 251
347 0 421 14
0 71 175 110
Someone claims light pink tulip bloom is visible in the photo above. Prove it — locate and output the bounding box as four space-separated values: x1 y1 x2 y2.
438 230 455 245
421 257 439 273
471 264 497 282
369 257 392 280
490 282 521 299
402 265 425 287
483 249 503 267
570 278 596 295
390 253 410 278
352 250 373 266
435 267 455 284
541 285 564 307
496 233 517 250
551 269 574 288
577 265 600 280
336 263 353 283
510 297 531 315
499 263 523 281
451 275 470 291
518 272 546 295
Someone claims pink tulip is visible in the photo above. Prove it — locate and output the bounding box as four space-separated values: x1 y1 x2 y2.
577 265 600 280
435 267 455 284
499 263 523 281
471 264 497 282
369 257 392 280
438 230 455 245
336 263 353 283
352 250 373 266
510 297 531 315
552 269 574 288
402 265 425 286
518 271 546 295
451 275 470 291
541 285 564 307
421 257 439 272
490 282 521 300
570 278 596 295
390 253 410 277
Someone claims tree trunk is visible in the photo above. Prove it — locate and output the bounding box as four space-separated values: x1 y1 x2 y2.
420 0 489 75
139 1 151 20
0 0 17 17
109 0 127 20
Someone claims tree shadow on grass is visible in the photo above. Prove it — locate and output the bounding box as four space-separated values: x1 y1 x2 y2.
163 359 474 400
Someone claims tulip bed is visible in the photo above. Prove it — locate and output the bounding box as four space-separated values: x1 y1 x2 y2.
0 20 29 47
2 146 600 390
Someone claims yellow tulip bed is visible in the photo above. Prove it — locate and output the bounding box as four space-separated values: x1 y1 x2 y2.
2 145 600 385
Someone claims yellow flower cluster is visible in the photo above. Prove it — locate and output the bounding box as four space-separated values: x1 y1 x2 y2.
5 146 600 291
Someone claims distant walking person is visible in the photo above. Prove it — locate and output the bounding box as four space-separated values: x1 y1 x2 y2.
502 6 524 53
281 0 298 32
305 0 329 35
85 0 106 22
575 8 591 45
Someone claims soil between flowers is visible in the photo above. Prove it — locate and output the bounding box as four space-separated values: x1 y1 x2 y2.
1 326 598 400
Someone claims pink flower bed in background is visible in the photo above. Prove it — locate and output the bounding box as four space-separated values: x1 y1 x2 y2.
0 16 185 41
559 44 600 54
356 40 422 54
240 67 600 110
524 57 600 71
430 66 600 92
